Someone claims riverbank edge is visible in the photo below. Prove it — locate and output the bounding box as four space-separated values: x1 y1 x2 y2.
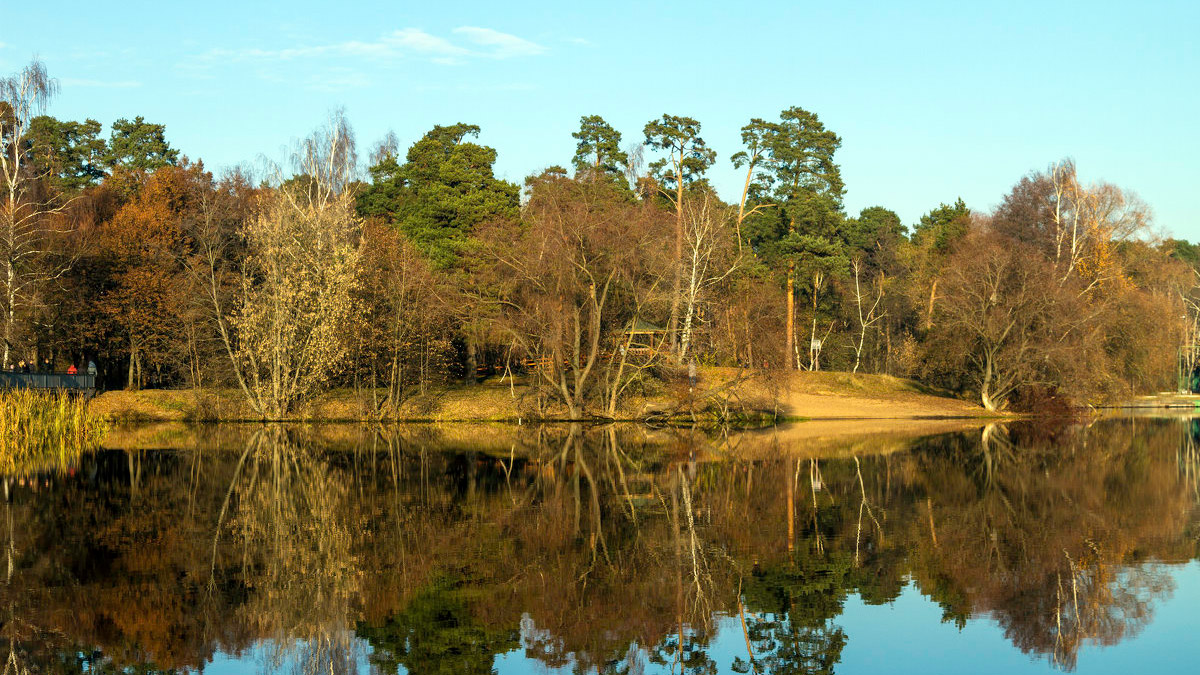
88 370 1005 424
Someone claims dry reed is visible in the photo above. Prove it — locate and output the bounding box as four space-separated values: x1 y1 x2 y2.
0 389 107 475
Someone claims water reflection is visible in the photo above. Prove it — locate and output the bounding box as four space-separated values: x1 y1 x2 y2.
3 418 1199 673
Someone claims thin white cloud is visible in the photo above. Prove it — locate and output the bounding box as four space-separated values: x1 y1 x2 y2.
453 27 547 58
182 26 545 75
383 28 470 57
61 78 142 89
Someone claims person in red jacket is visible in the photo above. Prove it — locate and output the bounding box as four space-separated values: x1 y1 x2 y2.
66 364 78 375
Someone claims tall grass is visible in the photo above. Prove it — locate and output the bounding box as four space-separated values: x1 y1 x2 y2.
0 389 107 475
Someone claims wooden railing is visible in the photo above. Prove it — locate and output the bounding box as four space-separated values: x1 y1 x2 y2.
521 347 661 372
0 372 96 391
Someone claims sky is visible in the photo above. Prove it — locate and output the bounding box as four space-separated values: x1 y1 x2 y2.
2 0 1197 238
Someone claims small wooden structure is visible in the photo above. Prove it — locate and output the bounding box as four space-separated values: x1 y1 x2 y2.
519 319 668 373
623 318 666 357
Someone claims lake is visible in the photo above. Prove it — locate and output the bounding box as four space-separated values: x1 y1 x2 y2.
3 417 1199 674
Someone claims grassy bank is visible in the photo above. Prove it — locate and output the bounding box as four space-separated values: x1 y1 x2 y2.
0 390 108 474
90 369 990 424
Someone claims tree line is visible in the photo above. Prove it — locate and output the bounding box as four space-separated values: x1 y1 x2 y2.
3 59 1196 414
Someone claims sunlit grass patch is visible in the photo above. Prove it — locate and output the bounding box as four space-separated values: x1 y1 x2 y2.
0 389 107 475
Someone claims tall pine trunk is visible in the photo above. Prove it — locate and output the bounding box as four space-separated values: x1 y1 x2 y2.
785 263 795 370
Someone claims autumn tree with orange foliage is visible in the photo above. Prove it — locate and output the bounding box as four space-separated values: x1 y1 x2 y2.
95 164 211 389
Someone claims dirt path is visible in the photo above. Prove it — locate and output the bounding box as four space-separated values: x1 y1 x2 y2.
705 368 990 420
778 390 984 418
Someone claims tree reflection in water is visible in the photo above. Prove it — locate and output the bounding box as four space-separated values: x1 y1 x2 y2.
0 417 1197 673
214 425 362 675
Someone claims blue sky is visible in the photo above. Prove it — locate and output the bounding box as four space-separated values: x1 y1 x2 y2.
2 0 1197 237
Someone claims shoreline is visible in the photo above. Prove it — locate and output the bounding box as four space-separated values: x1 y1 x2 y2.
87 369 1001 425
97 416 999 457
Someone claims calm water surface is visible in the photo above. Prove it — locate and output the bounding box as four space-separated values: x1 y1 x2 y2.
4 418 1200 674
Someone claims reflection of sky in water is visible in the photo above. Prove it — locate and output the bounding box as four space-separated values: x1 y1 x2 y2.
197 563 1200 674
12 420 1200 674
206 639 371 675
834 564 1198 674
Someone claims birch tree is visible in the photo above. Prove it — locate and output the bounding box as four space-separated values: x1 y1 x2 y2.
679 192 739 360
1180 281 1200 392
644 115 716 356
848 257 886 373
217 113 363 418
995 161 1146 293
0 60 73 368
1047 159 1147 289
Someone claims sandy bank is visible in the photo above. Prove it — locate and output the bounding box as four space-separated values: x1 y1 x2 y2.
99 418 990 462
90 368 993 425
